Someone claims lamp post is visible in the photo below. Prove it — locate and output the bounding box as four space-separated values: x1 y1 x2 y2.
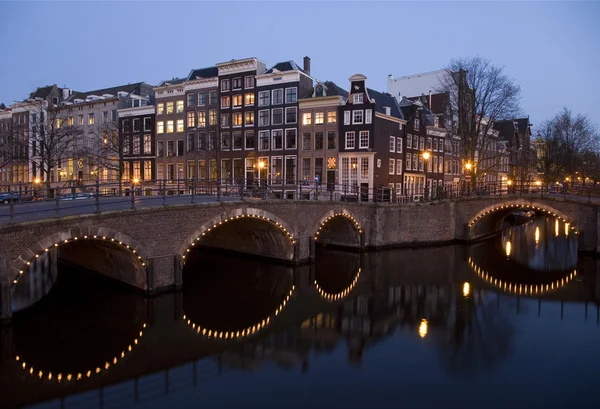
258 160 265 199
131 178 139 209
422 151 430 200
464 162 473 195
507 179 513 194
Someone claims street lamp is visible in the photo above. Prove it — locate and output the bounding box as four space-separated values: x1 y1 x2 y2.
422 152 430 199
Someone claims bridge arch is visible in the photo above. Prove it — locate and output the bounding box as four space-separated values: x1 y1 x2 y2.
467 200 578 241
9 226 148 290
313 210 364 249
180 207 296 264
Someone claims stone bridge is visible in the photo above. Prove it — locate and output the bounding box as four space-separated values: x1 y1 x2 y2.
1 195 599 323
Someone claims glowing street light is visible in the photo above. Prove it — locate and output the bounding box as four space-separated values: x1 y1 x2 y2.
422 151 430 160
132 178 139 184
463 282 471 297
258 161 265 169
465 162 472 171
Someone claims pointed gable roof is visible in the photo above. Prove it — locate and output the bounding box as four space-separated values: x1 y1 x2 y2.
367 88 404 119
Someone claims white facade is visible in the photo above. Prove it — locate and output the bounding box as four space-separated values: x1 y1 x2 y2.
387 70 451 101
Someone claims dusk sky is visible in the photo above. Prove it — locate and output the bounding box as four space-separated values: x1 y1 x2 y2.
1 1 598 129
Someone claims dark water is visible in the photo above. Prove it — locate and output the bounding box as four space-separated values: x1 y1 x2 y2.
2 216 600 409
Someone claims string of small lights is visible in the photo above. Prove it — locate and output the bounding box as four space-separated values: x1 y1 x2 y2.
469 257 576 296
468 204 578 234
314 267 361 301
182 214 296 264
183 286 295 340
11 235 146 289
14 323 147 383
314 213 362 241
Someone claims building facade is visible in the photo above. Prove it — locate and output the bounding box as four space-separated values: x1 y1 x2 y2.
118 105 156 190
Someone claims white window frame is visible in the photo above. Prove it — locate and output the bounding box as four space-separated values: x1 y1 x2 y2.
359 131 369 149
272 88 284 105
258 91 270 107
365 109 372 124
353 94 363 104
396 159 402 175
397 137 402 153
389 136 395 153
271 129 284 151
352 110 364 125
407 134 412 149
285 128 297 150
344 111 351 125
197 92 206 106
345 131 355 149
258 109 270 127
285 87 298 104
221 79 230 92
389 159 395 175
245 130 255 150
258 130 270 151
271 108 284 126
285 107 297 124
406 153 412 170
245 76 255 89
232 77 242 90
143 117 151 131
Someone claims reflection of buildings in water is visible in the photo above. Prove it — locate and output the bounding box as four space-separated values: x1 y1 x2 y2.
501 217 577 272
11 249 58 312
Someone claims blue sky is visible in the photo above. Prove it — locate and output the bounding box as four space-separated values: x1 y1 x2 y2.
1 1 598 129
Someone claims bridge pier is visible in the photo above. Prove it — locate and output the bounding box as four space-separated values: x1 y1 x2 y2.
146 255 182 294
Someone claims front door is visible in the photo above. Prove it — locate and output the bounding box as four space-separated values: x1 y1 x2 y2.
326 170 335 191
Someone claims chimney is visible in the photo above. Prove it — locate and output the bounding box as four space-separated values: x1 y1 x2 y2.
303 56 311 76
429 90 432 109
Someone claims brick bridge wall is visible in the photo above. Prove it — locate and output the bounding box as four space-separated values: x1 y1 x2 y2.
1 195 598 322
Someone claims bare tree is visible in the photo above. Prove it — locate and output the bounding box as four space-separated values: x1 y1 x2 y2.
87 119 126 191
535 119 564 186
439 57 522 188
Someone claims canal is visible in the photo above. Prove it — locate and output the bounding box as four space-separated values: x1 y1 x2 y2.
1 215 600 409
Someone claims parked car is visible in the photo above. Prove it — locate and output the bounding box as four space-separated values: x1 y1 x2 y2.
59 193 94 201
0 192 20 204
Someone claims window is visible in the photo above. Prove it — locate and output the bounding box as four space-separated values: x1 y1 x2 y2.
315 158 323 183
314 112 324 125
315 132 324 150
187 160 195 181
345 131 355 149
177 119 184 132
187 111 195 128
198 160 207 180
233 77 242 89
233 112 243 127
439 157 444 174
302 133 311 150
407 134 412 148
123 135 130 154
233 94 242 108
359 131 369 149
302 158 311 181
187 133 195 151
144 135 151 154
209 91 217 105
245 112 254 126
221 79 230 92
221 132 230 150
353 94 364 104
166 102 174 114
272 89 283 105
327 131 336 149
272 130 283 150
272 108 283 125
78 114 84 125
327 111 336 123
285 129 297 150
272 157 283 183
406 153 412 170
419 137 424 150
209 132 216 150
245 76 255 88
122 119 129 132
285 87 297 103
428 137 433 150
56 118 62 129
144 117 151 131
285 156 296 183
396 159 402 175
221 114 230 127
221 96 230 109
198 133 206 150
258 91 270 106
68 116 74 127
258 110 270 126
187 93 196 107
132 138 141 155
302 112 312 125
177 140 184 156
245 93 255 106
259 130 270 150
88 113 95 125
397 137 402 153
198 111 206 127
157 104 164 115
209 110 217 125
102 111 108 124
132 161 141 180
389 136 395 152
245 130 255 149
166 120 174 133
344 111 351 125
144 161 152 180
198 93 206 106
167 141 174 157
285 107 297 124
413 135 419 150
433 157 438 173
365 109 372 124
433 138 438 152
353 110 363 124
389 159 395 175
414 117 420 130
157 121 164 134
413 154 418 171
232 132 243 150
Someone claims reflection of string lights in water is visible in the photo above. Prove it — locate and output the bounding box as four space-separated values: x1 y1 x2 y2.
463 282 470 297
535 226 540 245
12 236 146 288
468 257 576 296
314 213 363 241
314 268 361 301
15 323 146 383
183 286 295 340
418 319 428 338
565 222 570 237
555 219 560 237
183 214 296 264
467 204 578 235
505 240 512 257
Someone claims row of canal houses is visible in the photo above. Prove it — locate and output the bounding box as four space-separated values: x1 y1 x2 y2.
0 56 479 201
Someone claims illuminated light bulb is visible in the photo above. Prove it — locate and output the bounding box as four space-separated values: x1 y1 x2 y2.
29 368 33 374
113 358 117 364
105 362 110 369
35 255 39 258
67 374 72 381
22 362 26 368
87 371 91 378
77 373 83 380
418 319 428 338
128 345 132 351
38 371 43 378
96 368 101 374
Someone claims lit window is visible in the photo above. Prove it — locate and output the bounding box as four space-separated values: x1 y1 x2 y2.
198 111 206 128
327 111 336 123
221 96 230 109
245 93 255 106
187 111 195 128
166 102 174 114
209 110 217 125
167 120 174 133
88 113 94 125
245 112 254 126
78 115 84 125
157 121 164 133
315 112 324 124
302 113 312 125
67 116 73 126
177 120 184 132
233 112 243 127
233 95 242 108
157 104 164 115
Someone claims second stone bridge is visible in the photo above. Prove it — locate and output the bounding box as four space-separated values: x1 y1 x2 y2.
1 195 599 323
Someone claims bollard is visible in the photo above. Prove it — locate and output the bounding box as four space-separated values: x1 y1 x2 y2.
130 185 136 210
95 179 100 213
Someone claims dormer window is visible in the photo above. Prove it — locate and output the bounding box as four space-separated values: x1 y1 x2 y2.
353 94 363 104
414 117 420 130
315 85 323 97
